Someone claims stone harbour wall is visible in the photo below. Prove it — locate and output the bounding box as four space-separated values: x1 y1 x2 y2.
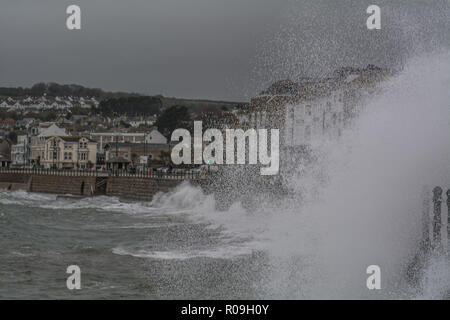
0 172 193 201
0 173 32 191
106 177 182 201
29 175 97 196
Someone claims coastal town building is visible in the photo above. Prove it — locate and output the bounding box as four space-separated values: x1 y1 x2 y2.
249 65 389 148
106 156 131 171
0 119 16 131
10 135 28 167
0 95 99 113
11 144 25 166
104 142 170 169
41 136 97 169
15 118 36 129
30 123 69 166
0 139 12 167
90 129 167 149
128 117 156 128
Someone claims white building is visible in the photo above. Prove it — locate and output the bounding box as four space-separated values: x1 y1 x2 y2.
283 90 346 147
129 119 156 128
11 144 25 166
90 129 167 149
31 124 69 165
41 136 97 169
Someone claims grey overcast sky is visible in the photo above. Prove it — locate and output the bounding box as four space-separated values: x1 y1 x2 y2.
0 0 449 101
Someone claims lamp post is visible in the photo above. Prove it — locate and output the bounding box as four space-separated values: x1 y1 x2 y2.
52 139 55 169
144 131 148 172
115 131 119 171
22 137 26 169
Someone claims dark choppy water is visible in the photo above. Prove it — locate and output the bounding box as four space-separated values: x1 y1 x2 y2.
0 187 267 299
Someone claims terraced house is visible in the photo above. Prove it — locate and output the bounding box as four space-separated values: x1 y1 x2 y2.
42 136 97 169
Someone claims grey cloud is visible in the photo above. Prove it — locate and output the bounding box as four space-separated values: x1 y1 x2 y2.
0 0 448 101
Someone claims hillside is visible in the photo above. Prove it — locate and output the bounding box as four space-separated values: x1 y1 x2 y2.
0 82 138 100
0 83 248 115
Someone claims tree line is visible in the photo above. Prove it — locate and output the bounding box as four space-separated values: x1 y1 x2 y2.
0 82 139 99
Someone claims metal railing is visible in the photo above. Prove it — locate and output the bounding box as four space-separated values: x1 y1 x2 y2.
0 167 206 180
419 186 450 256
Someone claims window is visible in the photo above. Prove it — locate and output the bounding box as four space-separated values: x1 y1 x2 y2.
79 142 87 149
79 140 87 149
306 105 312 116
53 152 57 160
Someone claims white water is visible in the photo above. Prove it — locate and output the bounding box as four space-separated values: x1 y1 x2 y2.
112 51 450 298
262 51 450 299
139 51 450 299
260 51 450 299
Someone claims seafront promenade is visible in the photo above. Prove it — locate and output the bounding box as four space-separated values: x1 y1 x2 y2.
0 167 205 180
0 167 206 201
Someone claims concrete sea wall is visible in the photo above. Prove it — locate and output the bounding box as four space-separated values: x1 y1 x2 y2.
0 172 193 201
0 173 31 191
106 177 182 201
29 175 97 196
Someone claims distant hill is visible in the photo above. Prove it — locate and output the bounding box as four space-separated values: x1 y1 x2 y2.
0 82 138 100
0 82 248 115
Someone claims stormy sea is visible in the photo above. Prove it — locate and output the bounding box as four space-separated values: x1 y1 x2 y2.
1 52 450 299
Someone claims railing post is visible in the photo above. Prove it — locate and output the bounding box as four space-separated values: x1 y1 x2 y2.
421 186 431 254
432 186 443 251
